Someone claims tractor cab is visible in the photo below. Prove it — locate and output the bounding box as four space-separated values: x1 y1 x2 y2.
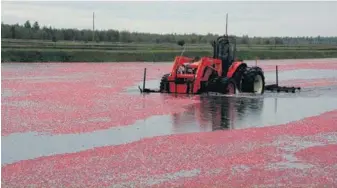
212 35 237 77
175 35 237 76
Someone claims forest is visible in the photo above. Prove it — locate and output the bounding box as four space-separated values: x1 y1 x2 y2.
2 20 337 45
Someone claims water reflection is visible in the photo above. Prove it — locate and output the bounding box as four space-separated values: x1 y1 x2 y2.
169 94 264 131
166 90 337 131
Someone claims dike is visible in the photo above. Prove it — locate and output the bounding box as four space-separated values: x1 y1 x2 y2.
2 49 337 62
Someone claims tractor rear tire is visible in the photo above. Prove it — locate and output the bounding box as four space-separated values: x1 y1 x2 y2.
241 66 265 94
219 77 237 94
159 73 170 93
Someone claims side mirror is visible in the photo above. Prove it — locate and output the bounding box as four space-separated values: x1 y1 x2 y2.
177 40 185 47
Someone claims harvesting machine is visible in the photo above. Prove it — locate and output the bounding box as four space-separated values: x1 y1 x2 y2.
139 14 300 95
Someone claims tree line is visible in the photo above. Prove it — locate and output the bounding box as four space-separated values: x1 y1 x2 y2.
2 20 337 45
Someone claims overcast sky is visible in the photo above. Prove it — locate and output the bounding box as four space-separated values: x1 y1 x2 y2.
1 1 337 37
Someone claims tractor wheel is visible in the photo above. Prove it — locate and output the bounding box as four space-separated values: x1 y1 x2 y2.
219 77 237 94
232 65 247 92
241 66 265 94
159 73 170 93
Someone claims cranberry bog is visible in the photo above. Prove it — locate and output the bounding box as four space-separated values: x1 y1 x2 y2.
2 58 337 188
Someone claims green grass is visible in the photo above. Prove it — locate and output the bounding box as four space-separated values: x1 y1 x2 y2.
2 38 337 62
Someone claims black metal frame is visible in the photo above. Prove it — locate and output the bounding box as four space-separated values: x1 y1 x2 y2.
264 65 301 93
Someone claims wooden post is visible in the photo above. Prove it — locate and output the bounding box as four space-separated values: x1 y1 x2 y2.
143 68 147 91
276 65 278 86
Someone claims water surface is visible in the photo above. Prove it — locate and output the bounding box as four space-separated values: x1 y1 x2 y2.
2 61 337 165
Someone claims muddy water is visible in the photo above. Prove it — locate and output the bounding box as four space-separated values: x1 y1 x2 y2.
2 62 337 165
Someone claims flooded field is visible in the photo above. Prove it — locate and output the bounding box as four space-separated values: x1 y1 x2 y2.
2 58 337 187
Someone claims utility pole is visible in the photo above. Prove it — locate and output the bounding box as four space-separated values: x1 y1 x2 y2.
225 13 228 36
92 12 95 42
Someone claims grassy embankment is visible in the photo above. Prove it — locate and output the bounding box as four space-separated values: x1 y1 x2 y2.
2 38 337 62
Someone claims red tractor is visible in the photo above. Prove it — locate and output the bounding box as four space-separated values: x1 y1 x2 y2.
157 34 265 95
139 14 299 95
